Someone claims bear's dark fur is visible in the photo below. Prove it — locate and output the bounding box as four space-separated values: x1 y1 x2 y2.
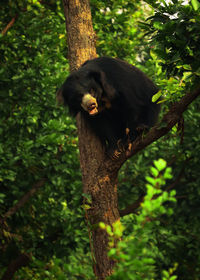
57 57 160 158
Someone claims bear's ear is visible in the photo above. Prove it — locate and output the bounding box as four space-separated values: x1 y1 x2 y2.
90 70 117 100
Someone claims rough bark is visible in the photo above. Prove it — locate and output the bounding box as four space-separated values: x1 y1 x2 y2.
62 1 120 278
63 0 97 71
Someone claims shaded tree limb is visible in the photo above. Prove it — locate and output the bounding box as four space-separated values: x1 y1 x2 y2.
119 167 185 217
1 178 46 223
108 87 200 218
1 253 31 280
119 194 145 217
112 86 200 169
129 87 200 156
119 157 190 217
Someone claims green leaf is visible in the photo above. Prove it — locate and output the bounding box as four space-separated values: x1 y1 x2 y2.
99 222 106 229
151 167 159 177
83 204 91 210
182 71 192 81
153 21 164 30
152 90 162 103
170 276 178 280
154 159 167 171
82 193 92 203
191 0 200 10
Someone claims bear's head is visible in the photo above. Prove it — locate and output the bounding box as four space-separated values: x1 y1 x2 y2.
57 68 117 116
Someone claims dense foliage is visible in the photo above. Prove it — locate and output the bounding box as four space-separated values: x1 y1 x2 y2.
0 1 91 279
0 0 200 279
144 0 200 88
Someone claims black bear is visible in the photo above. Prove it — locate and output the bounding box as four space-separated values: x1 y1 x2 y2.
57 57 160 158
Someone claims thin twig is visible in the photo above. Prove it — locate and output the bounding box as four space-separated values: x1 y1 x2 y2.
1 16 17 36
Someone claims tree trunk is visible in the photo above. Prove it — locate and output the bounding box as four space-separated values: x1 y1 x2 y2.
62 1 120 279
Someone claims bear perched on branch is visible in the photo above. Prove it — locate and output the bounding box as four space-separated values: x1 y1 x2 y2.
57 57 160 159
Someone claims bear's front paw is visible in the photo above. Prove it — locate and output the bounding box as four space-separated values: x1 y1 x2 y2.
111 149 122 160
106 146 121 160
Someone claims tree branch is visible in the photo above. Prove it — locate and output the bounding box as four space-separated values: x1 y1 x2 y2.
117 87 200 216
128 87 200 157
119 158 189 217
1 253 31 280
1 178 46 223
119 194 144 217
103 86 200 174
